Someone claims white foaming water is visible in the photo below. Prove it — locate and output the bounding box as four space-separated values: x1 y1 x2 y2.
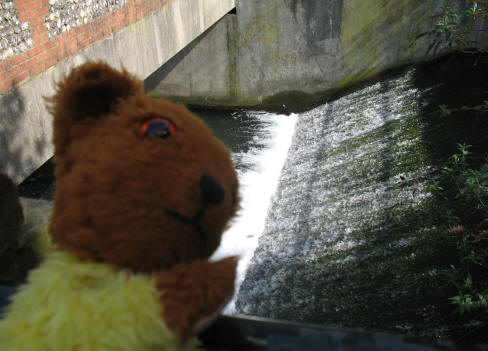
211 111 298 314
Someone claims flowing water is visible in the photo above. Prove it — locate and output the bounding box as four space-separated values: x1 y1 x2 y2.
202 110 297 313
234 54 488 339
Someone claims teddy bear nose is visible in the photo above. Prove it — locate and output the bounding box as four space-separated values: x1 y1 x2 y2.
200 174 225 205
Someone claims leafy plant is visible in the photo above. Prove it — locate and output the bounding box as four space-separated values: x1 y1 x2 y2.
430 144 488 315
438 102 488 118
435 1 488 52
444 240 488 314
434 143 488 228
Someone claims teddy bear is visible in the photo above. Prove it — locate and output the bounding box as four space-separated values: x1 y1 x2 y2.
0 174 50 286
0 61 240 350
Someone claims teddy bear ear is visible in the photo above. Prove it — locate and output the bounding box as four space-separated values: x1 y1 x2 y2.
48 61 142 123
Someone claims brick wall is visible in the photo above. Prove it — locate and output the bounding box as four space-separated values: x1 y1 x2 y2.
0 0 172 94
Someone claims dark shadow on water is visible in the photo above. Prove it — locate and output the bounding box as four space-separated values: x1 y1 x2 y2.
191 108 272 157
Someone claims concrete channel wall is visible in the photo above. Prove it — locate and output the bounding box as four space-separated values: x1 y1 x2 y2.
0 0 235 184
150 0 487 110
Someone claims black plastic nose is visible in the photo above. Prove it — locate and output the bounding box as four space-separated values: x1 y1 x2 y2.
200 174 225 205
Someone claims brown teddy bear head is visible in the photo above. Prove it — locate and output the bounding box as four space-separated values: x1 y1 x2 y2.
48 62 239 273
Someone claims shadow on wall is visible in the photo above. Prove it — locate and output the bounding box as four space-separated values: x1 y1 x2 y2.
144 21 214 93
285 0 342 55
0 86 50 184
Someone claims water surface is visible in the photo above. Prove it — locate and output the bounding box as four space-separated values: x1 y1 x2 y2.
235 54 488 340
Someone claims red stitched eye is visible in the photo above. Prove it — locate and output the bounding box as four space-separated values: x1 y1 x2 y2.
141 118 175 139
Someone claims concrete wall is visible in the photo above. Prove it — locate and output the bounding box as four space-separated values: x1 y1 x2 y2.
146 13 240 107
0 0 235 184
150 0 487 110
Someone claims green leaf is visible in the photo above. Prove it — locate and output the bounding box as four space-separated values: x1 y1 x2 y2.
480 163 488 174
439 104 450 116
478 294 487 307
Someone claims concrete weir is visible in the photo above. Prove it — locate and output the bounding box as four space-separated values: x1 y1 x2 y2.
0 0 235 184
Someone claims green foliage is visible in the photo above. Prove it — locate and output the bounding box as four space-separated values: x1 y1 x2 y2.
438 104 451 116
428 143 488 228
430 143 488 315
436 1 488 52
443 239 488 314
431 3 488 315
438 102 488 117
444 144 488 225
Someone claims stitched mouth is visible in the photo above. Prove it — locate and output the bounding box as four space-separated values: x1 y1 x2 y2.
165 174 226 246
165 208 209 244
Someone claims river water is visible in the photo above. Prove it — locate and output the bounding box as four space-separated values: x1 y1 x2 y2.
200 110 297 313
234 54 488 340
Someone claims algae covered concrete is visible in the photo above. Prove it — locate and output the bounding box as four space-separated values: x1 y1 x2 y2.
339 0 438 85
150 0 486 110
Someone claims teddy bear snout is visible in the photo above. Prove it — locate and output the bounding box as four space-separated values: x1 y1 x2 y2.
200 174 225 205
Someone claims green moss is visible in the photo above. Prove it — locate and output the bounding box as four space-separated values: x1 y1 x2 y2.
341 0 436 87
226 15 240 103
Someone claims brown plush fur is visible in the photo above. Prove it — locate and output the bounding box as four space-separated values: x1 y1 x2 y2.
47 61 240 338
155 256 237 340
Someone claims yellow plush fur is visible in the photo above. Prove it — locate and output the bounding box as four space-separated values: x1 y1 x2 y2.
0 250 199 351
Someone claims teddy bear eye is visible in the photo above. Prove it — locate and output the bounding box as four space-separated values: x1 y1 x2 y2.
141 118 176 139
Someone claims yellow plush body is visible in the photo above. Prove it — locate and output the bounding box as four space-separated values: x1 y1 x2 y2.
0 62 239 349
0 250 199 351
